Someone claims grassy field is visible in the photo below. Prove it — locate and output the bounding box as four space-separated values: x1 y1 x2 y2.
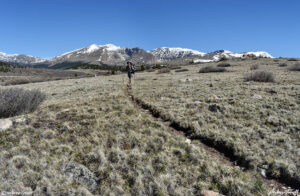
0 58 299 195
132 58 300 188
1 74 277 195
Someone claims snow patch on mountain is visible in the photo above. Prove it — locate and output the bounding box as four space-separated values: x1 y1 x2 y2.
85 44 100 54
104 44 121 51
150 47 205 61
243 51 273 58
193 59 215 63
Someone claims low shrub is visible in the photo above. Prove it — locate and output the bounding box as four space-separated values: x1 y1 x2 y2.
250 64 259 70
0 88 46 118
170 66 181 70
279 63 287 67
157 68 171 74
288 58 298 61
175 68 189 72
199 66 226 73
217 63 231 67
288 63 300 71
244 71 275 82
146 69 156 72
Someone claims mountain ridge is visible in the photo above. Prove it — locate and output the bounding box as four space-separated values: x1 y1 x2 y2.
0 44 274 68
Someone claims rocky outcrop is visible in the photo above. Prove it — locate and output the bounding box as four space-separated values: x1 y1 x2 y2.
201 190 224 196
0 119 13 130
64 161 99 191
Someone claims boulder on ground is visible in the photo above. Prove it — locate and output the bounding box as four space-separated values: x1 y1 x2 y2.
252 94 262 99
0 119 13 130
64 161 99 191
201 190 224 196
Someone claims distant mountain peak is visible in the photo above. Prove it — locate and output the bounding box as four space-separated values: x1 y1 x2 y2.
0 51 46 65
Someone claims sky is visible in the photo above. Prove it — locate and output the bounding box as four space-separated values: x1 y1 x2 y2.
0 0 299 58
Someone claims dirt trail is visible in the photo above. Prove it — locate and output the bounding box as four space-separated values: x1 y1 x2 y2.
124 86 291 193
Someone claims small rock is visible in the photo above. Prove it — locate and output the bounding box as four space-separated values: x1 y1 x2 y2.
252 94 262 99
0 119 13 130
211 94 219 99
64 161 99 191
185 139 191 144
201 190 224 196
258 168 267 178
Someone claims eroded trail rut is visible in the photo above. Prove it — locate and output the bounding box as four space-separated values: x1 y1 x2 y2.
124 87 291 192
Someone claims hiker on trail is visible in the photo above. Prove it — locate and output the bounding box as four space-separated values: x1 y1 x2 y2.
126 61 135 87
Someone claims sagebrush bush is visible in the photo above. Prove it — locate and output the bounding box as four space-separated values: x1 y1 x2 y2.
250 64 259 70
288 63 300 71
157 68 171 74
0 88 45 118
288 58 298 61
279 63 287 67
170 66 181 70
217 63 231 67
175 68 189 72
146 69 156 72
199 66 226 73
244 71 275 82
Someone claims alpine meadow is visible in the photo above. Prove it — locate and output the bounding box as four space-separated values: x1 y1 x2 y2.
1 0 300 195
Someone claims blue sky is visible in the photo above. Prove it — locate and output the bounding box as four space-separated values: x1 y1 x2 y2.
1 0 299 58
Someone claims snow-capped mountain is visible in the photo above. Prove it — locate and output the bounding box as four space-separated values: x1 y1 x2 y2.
0 52 46 65
0 44 274 68
150 47 205 61
43 44 157 68
192 50 273 63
